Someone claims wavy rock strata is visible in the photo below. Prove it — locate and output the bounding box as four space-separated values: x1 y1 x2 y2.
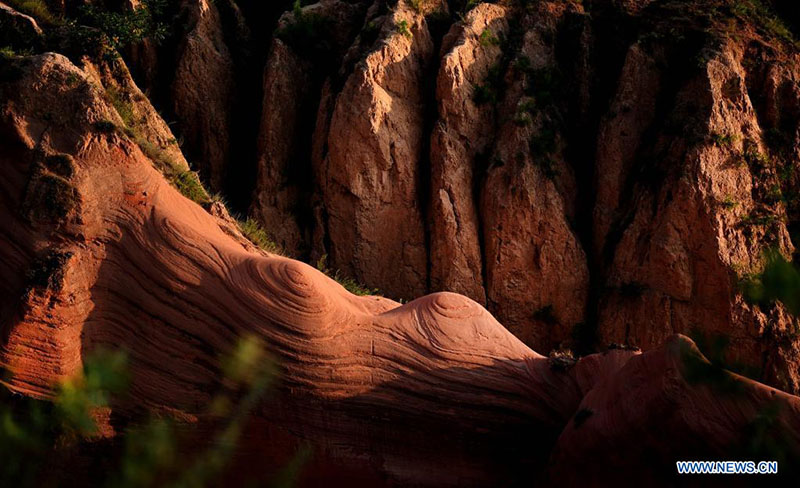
243 0 800 392
1 52 799 486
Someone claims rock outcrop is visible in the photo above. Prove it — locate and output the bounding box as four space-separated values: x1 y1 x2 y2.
596 38 800 393
548 335 800 486
0 54 800 486
2 51 800 486
428 3 508 303
479 2 589 352
0 1 43 48
12 0 789 390
317 3 434 299
243 1 800 384
170 0 235 190
253 0 368 254
592 43 661 261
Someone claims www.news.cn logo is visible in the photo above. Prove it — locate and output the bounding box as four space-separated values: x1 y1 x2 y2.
676 461 778 474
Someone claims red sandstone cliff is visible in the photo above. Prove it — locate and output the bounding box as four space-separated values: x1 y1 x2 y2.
2 0 800 485
242 0 800 391
2 50 800 486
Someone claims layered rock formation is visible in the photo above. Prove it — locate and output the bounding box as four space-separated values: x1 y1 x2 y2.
26 0 800 380
235 0 800 390
2 51 800 486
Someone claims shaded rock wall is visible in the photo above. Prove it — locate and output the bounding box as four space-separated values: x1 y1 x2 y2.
247 1 800 386
110 0 800 389
1 52 800 486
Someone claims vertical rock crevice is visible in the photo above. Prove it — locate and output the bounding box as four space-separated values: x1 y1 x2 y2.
315 3 435 299
252 0 370 256
428 2 507 305
113 0 800 389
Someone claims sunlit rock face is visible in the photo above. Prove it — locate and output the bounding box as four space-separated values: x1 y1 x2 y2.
2 0 800 485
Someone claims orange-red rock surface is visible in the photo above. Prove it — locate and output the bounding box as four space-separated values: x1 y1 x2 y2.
2 50 800 486
223 1 800 395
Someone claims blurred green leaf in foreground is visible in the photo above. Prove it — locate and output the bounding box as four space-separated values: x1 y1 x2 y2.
741 249 800 316
1 335 305 488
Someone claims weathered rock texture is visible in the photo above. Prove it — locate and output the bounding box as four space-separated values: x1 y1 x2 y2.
480 2 589 352
0 1 43 48
2 52 800 487
247 0 800 389
428 3 508 303
252 0 368 254
3 0 798 391
170 0 235 190
317 3 434 299
596 37 800 393
124 0 281 202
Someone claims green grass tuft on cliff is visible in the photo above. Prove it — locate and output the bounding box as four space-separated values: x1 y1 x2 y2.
5 0 58 25
315 254 379 296
238 218 285 255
